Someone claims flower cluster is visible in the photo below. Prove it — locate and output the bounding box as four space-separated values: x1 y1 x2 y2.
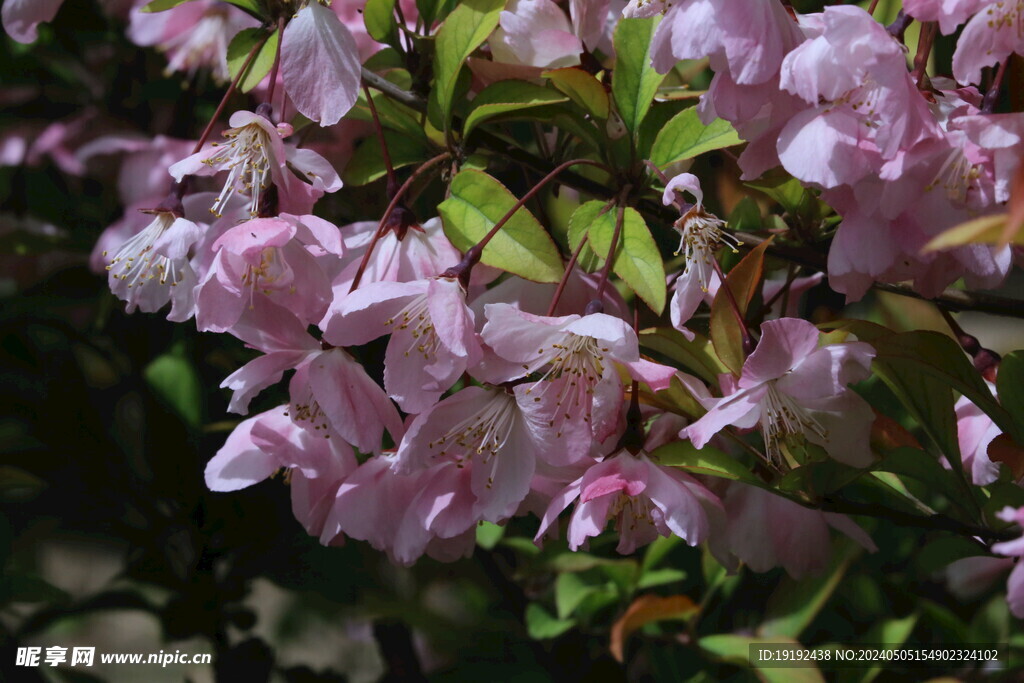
8 0 1021 620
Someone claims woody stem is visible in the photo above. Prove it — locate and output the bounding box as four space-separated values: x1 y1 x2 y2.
192 30 269 154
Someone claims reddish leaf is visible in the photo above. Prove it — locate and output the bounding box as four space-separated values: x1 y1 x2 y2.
609 594 698 662
710 237 773 375
989 433 1024 481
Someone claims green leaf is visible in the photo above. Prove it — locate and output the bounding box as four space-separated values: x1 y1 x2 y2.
0 572 70 605
0 467 47 503
710 238 772 375
438 170 563 282
525 603 575 639
652 440 763 487
350 78 428 141
639 327 728 385
544 67 610 119
586 206 666 313
226 28 279 93
611 17 664 136
431 0 506 130
416 0 459 26
364 0 398 43
555 573 596 619
997 351 1024 437
875 447 962 507
463 80 568 138
342 131 429 186
636 568 687 589
649 109 742 168
747 175 815 217
141 0 195 12
144 347 202 430
758 538 861 639
700 635 825 683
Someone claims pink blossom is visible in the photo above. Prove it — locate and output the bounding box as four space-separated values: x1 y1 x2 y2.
127 0 258 83
535 449 723 554
662 173 740 338
194 214 339 333
281 0 361 127
169 110 341 217
944 555 1015 600
320 454 478 565
956 387 1004 486
395 386 539 522
991 507 1024 618
903 0 987 35
777 6 940 188
2 0 63 43
481 303 675 463
322 277 482 413
622 0 669 19
716 482 876 578
220 298 403 453
953 1 1024 85
105 208 202 322
490 0 583 70
78 134 195 207
205 406 357 537
650 0 803 85
684 318 876 467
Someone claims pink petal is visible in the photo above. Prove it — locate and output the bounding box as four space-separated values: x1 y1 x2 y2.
2 0 63 43
205 410 283 491
281 1 361 126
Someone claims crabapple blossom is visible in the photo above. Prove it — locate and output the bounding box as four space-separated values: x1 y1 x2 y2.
684 318 876 467
662 173 740 337
953 1 1024 85
205 406 357 537
490 0 583 70
536 449 724 554
903 0 987 34
322 276 482 413
127 0 258 83
2 0 64 43
956 386 1005 485
992 507 1024 617
193 214 340 333
480 303 675 464
219 298 403 454
395 386 540 522
169 110 341 217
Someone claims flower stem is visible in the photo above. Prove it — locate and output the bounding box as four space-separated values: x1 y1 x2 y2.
939 307 1001 382
363 83 398 196
266 15 286 120
191 30 270 155
349 151 451 293
591 202 627 314
912 21 937 90
983 59 1010 113
545 235 591 317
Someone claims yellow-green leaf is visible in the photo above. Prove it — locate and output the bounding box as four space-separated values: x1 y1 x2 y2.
587 206 666 313
611 17 664 136
463 80 568 138
649 108 742 168
431 0 506 129
227 28 279 93
438 170 563 282
544 67 610 119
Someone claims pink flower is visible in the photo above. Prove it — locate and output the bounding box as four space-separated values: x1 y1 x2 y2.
956 387 1004 486
480 303 675 463
127 0 258 83
205 406 357 537
281 0 361 127
650 0 803 85
953 1 1024 85
777 6 940 187
319 454 477 565
622 0 669 19
220 298 403 454
991 507 1024 618
662 173 740 338
684 318 876 467
322 277 482 413
194 214 339 333
169 110 341 217
490 0 583 69
395 386 539 522
903 0 987 35
717 482 875 578
536 449 723 554
104 208 202 322
2 0 63 43
944 555 1014 601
